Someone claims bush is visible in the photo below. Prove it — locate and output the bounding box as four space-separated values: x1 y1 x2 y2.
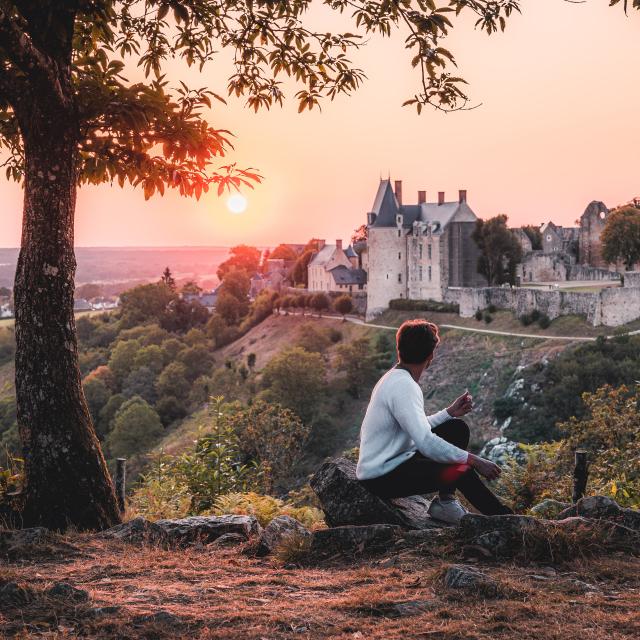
107 396 164 458
474 309 483 321
333 295 353 318
488 304 497 313
538 313 551 329
0 328 14 365
327 327 343 343
295 322 331 354
519 313 533 326
155 395 188 426
211 492 324 528
483 311 493 324
388 298 459 313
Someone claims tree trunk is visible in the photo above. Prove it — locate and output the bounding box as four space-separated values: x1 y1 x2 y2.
13 108 121 531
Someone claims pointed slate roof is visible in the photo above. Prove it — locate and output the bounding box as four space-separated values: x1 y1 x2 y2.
368 179 478 232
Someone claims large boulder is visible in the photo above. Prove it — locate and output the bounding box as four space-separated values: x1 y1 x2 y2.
310 524 400 557
442 565 501 598
155 515 261 545
555 496 640 531
256 516 311 557
102 517 168 545
530 499 571 519
310 457 443 529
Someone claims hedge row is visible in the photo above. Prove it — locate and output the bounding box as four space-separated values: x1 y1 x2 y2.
389 298 460 313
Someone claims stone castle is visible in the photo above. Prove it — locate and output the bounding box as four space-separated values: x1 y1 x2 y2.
363 179 486 316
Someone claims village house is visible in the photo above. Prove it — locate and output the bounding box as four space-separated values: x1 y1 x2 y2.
364 179 485 315
308 240 367 293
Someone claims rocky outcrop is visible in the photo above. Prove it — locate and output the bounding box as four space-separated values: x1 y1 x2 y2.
102 517 168 545
310 524 400 557
555 496 640 531
47 582 90 602
530 499 571 519
310 458 443 529
257 516 311 556
155 515 262 545
479 437 526 465
442 565 501 597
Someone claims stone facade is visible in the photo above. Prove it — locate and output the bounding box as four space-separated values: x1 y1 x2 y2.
445 273 640 327
308 240 366 293
519 252 621 283
579 201 609 268
365 180 485 317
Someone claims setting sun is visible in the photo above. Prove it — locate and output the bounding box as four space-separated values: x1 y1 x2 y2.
227 193 247 214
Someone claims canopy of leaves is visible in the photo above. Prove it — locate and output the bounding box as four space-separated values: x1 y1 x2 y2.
107 395 164 458
217 245 261 281
601 206 640 270
521 225 542 251
472 214 522 285
269 244 298 261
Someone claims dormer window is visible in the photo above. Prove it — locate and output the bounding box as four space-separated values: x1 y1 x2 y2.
396 214 403 226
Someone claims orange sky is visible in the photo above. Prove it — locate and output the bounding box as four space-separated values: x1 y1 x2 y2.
1 0 639 248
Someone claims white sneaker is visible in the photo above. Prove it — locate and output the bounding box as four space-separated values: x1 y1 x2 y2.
427 497 468 525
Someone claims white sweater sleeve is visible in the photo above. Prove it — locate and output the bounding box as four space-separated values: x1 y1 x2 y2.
390 383 468 464
427 408 451 429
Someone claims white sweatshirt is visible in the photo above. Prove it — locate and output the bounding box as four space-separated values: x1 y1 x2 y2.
356 368 469 480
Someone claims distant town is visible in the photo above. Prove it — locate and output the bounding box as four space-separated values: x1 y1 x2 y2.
2 178 639 328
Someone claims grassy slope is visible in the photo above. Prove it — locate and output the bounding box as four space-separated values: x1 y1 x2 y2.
153 313 576 479
2 534 639 639
374 308 640 338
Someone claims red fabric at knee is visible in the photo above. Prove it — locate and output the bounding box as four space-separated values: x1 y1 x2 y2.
438 463 471 486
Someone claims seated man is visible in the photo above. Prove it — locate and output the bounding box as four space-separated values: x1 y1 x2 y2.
356 319 513 524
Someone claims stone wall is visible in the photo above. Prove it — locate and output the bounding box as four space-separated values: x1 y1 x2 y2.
568 265 620 282
623 271 640 288
445 281 640 327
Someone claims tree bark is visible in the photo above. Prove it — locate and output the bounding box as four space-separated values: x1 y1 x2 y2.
13 102 120 531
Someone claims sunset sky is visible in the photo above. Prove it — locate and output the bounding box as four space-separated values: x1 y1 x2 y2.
1 0 639 248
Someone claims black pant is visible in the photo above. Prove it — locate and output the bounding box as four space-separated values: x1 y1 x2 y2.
361 419 513 516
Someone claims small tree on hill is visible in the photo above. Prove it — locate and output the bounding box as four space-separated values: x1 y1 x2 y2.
310 293 331 317
601 207 640 270
107 396 164 459
472 215 523 285
334 295 353 320
161 268 176 292
261 347 326 422
336 337 378 398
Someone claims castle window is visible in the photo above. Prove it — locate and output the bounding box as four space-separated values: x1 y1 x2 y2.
398 273 402 284
419 244 423 259
419 266 423 281
428 266 432 281
398 229 401 238
398 252 401 260
428 244 432 260
599 211 606 220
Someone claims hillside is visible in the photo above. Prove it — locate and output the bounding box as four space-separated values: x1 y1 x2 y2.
152 313 575 480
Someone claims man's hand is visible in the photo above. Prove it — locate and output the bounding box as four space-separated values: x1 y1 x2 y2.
447 390 473 418
467 453 501 481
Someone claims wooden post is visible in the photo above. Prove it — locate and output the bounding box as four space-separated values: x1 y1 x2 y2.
115 458 126 513
572 450 588 503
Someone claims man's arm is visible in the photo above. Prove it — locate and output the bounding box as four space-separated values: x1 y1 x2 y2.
391 384 468 464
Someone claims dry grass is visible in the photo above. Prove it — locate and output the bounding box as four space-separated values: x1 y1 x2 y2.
1 533 639 639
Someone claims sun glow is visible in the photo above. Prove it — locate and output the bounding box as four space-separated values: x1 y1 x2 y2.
227 193 247 214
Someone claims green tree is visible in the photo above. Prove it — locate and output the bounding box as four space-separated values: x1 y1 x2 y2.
336 337 378 398
97 393 126 438
295 322 331 354
161 267 176 291
122 366 157 404
180 280 203 295
155 396 188 427
156 362 191 401
292 250 315 287
216 291 250 326
108 339 141 384
107 396 164 459
522 225 542 251
159 298 209 333
82 375 111 428
333 295 353 320
310 292 331 317
261 347 326 422
227 400 310 491
472 215 523 285
601 206 640 270
119 283 177 327
133 345 165 375
269 244 298 261
178 345 215 381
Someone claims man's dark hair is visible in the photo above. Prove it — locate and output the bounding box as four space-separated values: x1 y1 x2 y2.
396 319 440 364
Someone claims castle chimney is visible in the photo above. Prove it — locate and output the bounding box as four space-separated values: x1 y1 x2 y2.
438 191 445 205
336 239 343 251
418 190 426 205
394 180 403 206
459 189 467 203
317 239 326 250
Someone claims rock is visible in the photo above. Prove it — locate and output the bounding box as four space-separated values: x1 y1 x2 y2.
442 565 500 597
133 610 182 626
555 496 640 531
156 514 262 545
0 527 51 551
101 517 168 545
209 533 247 548
479 437 526 465
530 499 571 519
47 582 90 603
357 600 436 618
0 581 32 606
256 516 311 556
87 606 121 617
310 458 444 529
310 524 400 557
